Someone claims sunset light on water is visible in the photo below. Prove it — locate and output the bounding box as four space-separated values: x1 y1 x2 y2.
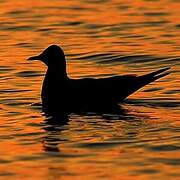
0 0 180 179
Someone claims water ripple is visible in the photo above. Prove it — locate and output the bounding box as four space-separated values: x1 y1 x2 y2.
15 71 43 77
147 145 180 152
0 0 179 179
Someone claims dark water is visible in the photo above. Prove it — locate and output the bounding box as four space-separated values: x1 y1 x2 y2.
0 0 180 179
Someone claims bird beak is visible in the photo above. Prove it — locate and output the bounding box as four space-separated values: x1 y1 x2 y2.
27 55 41 61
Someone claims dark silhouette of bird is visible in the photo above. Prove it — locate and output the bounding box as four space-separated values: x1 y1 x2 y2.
28 45 170 114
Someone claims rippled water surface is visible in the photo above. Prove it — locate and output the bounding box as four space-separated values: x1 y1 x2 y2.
0 0 180 179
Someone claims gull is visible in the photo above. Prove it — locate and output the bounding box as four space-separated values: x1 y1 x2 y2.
28 45 170 113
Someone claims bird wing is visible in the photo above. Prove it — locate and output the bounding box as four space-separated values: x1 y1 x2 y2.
71 67 170 104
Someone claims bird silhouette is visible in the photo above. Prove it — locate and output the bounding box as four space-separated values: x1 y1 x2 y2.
28 45 170 114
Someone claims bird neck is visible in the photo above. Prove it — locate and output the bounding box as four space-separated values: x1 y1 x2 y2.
47 65 68 80
46 57 68 79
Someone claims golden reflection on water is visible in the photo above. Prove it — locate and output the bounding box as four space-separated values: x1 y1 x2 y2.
0 0 180 179
0 0 180 55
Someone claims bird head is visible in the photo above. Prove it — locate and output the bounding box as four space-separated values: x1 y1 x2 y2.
28 45 66 67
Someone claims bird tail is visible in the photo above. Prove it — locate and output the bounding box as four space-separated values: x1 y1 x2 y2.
121 67 171 100
139 67 171 83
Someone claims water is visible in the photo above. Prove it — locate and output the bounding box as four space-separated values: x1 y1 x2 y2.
0 0 180 179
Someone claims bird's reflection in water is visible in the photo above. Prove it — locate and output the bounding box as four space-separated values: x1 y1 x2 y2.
41 104 145 153
42 113 69 153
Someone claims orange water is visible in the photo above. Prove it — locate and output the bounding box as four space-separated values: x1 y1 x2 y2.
0 0 180 179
